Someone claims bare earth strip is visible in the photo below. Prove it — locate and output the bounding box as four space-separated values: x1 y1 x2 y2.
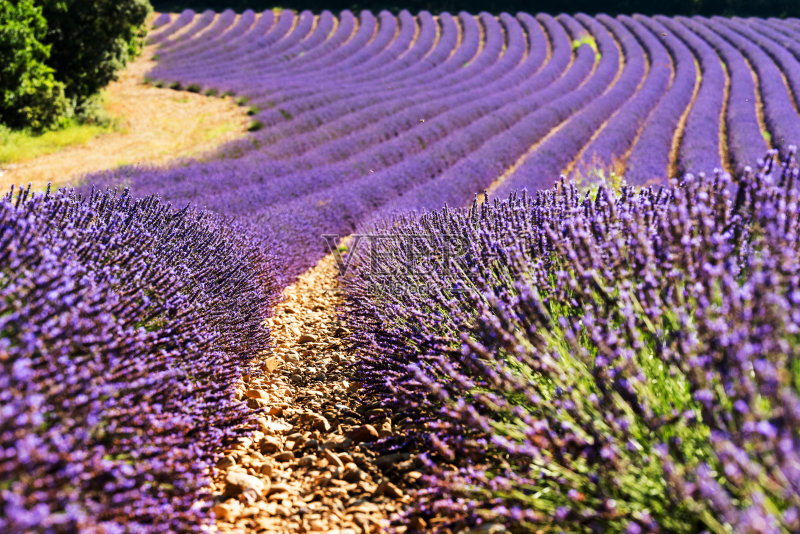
0 46 249 191
211 251 429 533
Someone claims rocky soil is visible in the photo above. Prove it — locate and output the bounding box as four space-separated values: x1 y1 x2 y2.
208 252 432 533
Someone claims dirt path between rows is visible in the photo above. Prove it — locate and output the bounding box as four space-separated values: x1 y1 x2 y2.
0 46 249 191
209 252 434 533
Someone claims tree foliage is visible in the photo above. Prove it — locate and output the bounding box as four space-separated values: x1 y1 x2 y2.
0 0 68 131
39 0 152 109
0 0 151 132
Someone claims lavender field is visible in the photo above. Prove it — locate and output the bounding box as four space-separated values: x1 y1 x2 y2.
98 10 800 277
3 7 800 533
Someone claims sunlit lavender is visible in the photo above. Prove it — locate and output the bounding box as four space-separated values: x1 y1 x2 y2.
5 6 800 532
0 186 276 531
343 150 800 532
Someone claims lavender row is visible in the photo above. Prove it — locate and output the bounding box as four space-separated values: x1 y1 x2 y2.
149 11 495 156
242 12 511 157
682 16 769 172
619 16 698 185
151 12 171 30
494 15 626 193
710 17 800 157
342 150 800 532
184 13 473 149
151 11 394 95
568 15 672 181
659 15 726 175
157 9 216 53
505 14 641 188
146 9 195 45
155 9 240 65
0 186 277 531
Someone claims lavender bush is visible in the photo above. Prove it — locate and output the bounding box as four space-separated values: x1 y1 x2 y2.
0 186 277 531
343 150 800 532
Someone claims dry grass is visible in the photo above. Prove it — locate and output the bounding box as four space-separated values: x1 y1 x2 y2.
0 122 118 165
0 46 249 191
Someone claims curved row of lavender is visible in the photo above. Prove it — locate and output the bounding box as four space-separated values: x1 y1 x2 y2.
0 186 276 531
342 150 800 532
88 10 800 279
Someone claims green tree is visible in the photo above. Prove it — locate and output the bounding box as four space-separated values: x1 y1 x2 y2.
0 0 69 131
39 0 152 113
